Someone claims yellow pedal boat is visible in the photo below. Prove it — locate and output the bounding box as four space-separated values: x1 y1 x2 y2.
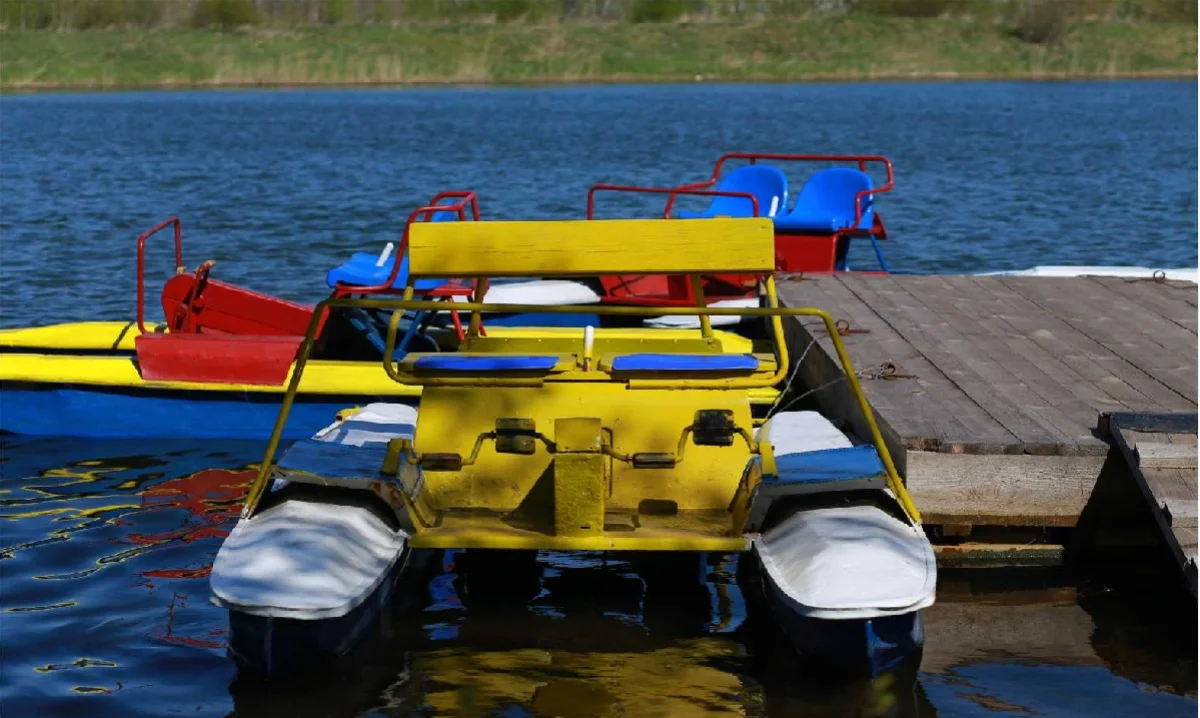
208 215 936 679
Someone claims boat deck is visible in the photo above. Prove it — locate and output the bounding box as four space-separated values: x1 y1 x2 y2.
777 272 1197 528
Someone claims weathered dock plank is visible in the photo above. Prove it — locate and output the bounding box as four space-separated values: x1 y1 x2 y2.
1099 412 1198 597
778 273 1198 528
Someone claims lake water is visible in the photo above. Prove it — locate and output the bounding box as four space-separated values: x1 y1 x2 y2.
1 82 1197 716
0 81 1196 327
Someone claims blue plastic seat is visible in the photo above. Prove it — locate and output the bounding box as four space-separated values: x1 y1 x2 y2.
325 205 461 290
413 355 560 372
773 167 875 233
677 165 788 219
325 252 446 292
608 353 760 372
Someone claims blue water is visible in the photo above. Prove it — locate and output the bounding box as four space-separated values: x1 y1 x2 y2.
0 81 1196 327
1 436 1196 716
1 82 1197 716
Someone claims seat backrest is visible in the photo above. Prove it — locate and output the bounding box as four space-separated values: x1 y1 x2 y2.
705 165 789 218
791 167 875 228
407 218 774 279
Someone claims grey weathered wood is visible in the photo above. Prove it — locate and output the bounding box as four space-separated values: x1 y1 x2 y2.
1086 276 1198 335
938 275 1151 412
839 274 1063 452
777 273 1198 528
1107 418 1198 596
781 276 989 446
1000 277 1197 403
905 451 1106 526
894 275 1109 452
778 276 1019 460
1133 442 1198 470
958 275 1196 411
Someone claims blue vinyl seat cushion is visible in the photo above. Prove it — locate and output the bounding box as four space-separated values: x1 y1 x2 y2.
326 252 447 291
608 353 760 372
773 167 876 233
326 206 461 290
766 444 886 485
677 165 788 219
412 355 561 372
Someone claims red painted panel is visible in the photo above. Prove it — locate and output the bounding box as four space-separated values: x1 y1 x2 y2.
160 275 316 337
775 234 839 274
597 274 672 300
135 333 302 386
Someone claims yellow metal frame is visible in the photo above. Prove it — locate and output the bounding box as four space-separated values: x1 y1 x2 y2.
242 285 921 526
242 215 918 540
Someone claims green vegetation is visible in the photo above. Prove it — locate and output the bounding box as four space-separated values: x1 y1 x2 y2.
1 1 1195 90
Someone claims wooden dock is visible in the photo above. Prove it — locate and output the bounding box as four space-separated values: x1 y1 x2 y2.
777 272 1197 530
1100 412 1197 596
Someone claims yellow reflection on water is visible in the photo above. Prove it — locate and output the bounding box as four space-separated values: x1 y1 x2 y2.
413 639 746 718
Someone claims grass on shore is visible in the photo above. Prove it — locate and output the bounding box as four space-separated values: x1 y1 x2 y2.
1 17 1195 90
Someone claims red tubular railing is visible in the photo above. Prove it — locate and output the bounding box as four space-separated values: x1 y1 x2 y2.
137 216 184 334
676 152 894 234
586 184 760 220
339 191 481 297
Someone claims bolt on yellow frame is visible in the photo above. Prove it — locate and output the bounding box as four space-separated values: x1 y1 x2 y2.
241 274 921 526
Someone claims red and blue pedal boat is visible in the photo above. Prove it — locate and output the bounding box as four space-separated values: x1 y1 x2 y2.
0 154 895 440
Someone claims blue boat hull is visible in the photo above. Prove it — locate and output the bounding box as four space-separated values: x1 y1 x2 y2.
225 547 438 678
747 552 926 678
0 383 413 441
775 606 925 677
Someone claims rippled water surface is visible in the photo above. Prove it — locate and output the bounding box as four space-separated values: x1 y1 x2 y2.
0 81 1196 327
1 438 1196 717
1 82 1197 716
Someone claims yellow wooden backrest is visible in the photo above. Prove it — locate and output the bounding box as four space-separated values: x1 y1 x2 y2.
406 218 775 278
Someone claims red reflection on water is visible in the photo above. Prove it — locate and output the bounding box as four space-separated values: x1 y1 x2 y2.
127 468 252 586
136 467 251 536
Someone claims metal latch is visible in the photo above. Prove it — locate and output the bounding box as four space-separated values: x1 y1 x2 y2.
693 409 736 446
495 418 537 455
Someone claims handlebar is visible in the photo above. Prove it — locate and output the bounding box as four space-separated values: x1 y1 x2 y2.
136 216 183 334
586 184 760 220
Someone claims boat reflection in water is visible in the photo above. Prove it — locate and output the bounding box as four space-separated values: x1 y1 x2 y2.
2 438 1194 716
229 550 932 718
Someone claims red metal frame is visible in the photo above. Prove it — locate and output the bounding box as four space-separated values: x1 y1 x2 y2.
333 191 481 298
585 184 767 306
586 184 761 221
328 190 486 342
137 216 184 334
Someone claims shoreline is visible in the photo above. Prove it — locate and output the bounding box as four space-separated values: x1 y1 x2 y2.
4 69 1196 94
3 19 1194 94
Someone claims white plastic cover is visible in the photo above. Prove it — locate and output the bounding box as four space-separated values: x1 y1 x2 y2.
759 410 854 454
479 280 602 306
756 504 936 619
210 498 407 619
752 410 936 619
211 403 416 619
313 403 418 447
644 297 759 328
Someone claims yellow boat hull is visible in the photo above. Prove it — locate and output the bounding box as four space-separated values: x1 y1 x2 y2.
0 322 777 439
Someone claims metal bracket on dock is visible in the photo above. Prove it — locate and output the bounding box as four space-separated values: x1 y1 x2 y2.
856 361 916 381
